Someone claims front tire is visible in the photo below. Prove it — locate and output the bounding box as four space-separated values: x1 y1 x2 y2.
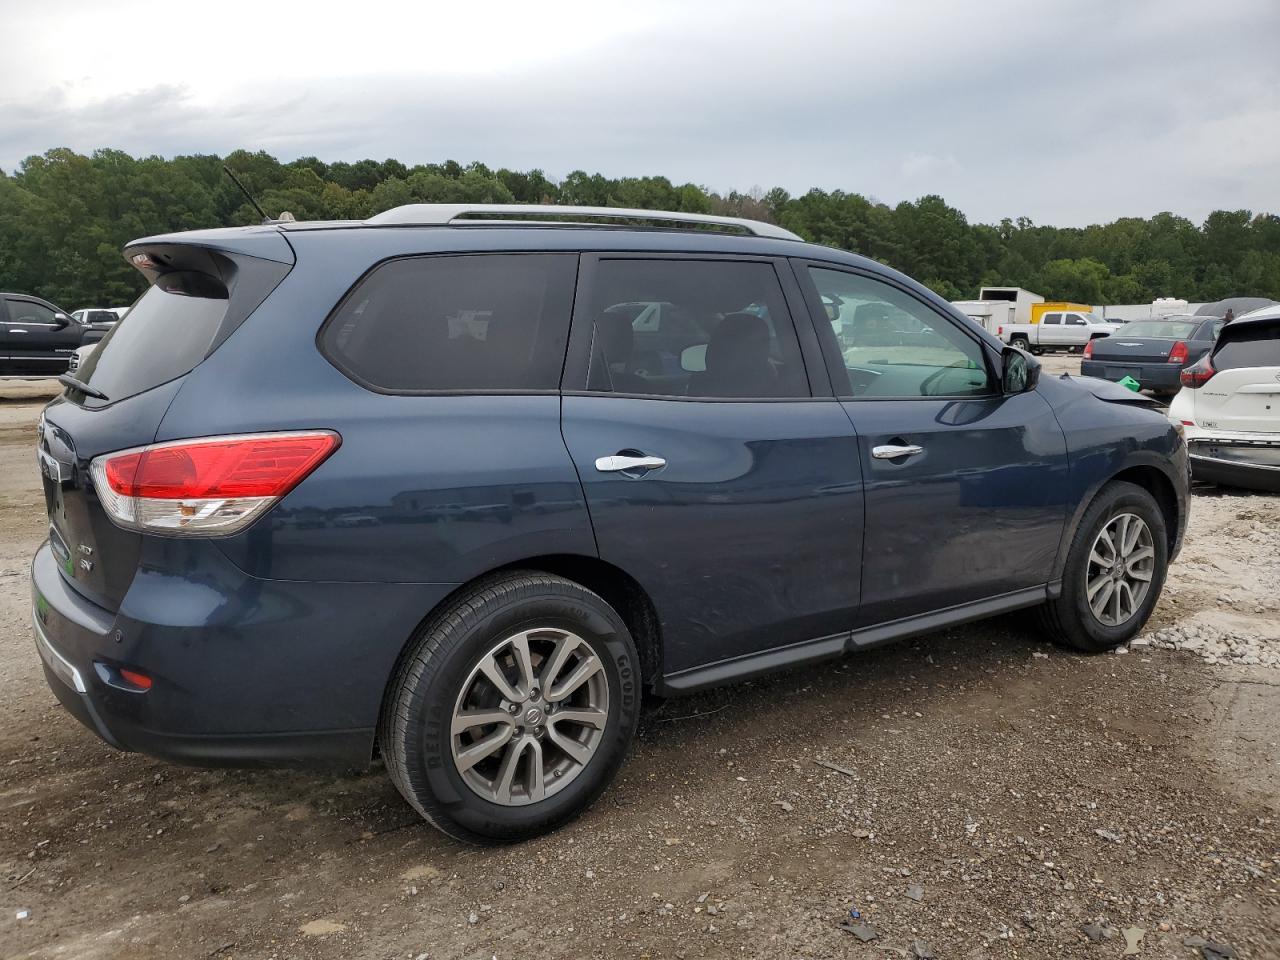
1038 481 1168 652
379 572 641 843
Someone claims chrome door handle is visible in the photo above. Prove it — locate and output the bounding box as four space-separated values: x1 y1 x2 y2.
871 444 924 460
595 454 666 473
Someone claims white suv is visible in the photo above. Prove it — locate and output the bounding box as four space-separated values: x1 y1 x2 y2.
1169 304 1280 491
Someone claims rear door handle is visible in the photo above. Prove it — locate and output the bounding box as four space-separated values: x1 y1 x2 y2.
595 454 667 473
871 444 924 460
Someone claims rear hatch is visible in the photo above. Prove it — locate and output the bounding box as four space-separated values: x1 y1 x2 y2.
39 230 294 611
1194 318 1280 434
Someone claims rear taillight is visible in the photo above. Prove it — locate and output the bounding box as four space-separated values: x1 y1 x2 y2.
997 325 1003 337
1180 355 1215 389
1082 339 1094 360
1168 340 1189 364
90 432 340 536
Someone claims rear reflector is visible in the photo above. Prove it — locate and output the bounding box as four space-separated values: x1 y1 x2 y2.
1168 340 1189 364
119 668 153 690
91 431 340 536
1180 355 1216 389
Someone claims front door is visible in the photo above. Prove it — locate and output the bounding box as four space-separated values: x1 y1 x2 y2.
796 263 1071 625
559 255 864 680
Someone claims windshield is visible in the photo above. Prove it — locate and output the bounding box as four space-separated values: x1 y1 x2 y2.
1118 320 1198 339
1084 313 1108 325
73 271 229 402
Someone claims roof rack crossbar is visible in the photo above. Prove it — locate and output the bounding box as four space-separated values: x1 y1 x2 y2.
364 203 802 241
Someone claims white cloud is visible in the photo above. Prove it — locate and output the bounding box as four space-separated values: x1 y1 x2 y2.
1 0 1277 225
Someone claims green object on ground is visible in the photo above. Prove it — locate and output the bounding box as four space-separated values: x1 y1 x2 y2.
1118 376 1141 392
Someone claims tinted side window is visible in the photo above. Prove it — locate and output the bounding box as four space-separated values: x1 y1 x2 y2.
1042 313 1062 325
808 267 992 399
322 254 577 392
8 300 57 324
1066 314 1087 326
1214 325 1280 370
584 259 809 399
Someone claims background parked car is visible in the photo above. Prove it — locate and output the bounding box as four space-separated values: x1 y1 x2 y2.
998 309 1118 354
70 308 125 326
1 293 81 376
1081 315 1224 397
1168 304 1280 491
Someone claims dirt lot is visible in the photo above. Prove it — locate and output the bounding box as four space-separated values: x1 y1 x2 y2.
2 370 1278 960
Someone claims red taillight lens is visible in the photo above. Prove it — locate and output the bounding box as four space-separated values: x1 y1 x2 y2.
101 434 339 499
1083 339 1094 359
92 432 340 535
1168 340 1189 364
1180 355 1215 388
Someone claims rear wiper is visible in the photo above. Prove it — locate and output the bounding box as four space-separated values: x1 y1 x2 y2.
58 374 109 401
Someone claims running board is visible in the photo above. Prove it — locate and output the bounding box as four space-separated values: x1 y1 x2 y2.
657 584 1054 696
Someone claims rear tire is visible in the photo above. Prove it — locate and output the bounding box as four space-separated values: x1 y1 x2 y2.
1037 481 1168 652
1011 335 1030 352
379 572 641 843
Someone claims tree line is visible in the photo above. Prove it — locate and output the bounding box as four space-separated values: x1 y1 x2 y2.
2 147 1277 310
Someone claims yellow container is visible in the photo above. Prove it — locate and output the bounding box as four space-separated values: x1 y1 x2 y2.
1030 302 1093 324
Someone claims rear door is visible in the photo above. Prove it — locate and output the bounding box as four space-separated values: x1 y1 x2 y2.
559 254 864 680
795 262 1070 625
1039 312 1064 346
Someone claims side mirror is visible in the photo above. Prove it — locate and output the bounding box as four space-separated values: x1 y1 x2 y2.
1002 346 1040 394
53 313 71 327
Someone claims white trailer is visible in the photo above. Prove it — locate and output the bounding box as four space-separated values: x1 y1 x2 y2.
951 299 1017 335
978 286 1044 325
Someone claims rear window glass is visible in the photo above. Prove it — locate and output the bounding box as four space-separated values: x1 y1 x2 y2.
75 272 228 402
1214 324 1280 370
1119 320 1198 339
321 254 577 392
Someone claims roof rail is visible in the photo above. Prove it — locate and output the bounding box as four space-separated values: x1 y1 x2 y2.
364 203 802 241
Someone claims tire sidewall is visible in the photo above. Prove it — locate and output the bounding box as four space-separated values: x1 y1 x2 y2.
1065 484 1168 648
403 583 640 840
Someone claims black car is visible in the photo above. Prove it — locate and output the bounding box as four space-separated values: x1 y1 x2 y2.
1081 316 1223 396
1 293 113 377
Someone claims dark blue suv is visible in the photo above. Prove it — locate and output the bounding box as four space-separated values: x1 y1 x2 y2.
33 205 1189 842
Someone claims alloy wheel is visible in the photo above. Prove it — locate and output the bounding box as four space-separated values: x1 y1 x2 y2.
1085 512 1155 627
450 628 609 806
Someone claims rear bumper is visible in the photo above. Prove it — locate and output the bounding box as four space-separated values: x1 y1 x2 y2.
1081 360 1182 391
31 540 456 767
1188 438 1280 492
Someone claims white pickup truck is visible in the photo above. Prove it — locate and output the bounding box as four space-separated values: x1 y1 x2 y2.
998 309 1119 354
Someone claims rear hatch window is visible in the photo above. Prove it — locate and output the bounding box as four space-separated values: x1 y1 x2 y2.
72 271 228 403
1214 323 1280 370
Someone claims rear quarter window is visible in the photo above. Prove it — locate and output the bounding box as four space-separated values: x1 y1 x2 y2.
320 254 578 393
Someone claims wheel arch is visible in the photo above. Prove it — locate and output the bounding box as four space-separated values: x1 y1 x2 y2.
373 553 664 760
1051 459 1183 581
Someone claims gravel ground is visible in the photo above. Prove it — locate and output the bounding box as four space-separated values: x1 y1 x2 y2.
1 372 1277 960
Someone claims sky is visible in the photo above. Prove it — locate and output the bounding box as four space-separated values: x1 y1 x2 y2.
2 0 1277 227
